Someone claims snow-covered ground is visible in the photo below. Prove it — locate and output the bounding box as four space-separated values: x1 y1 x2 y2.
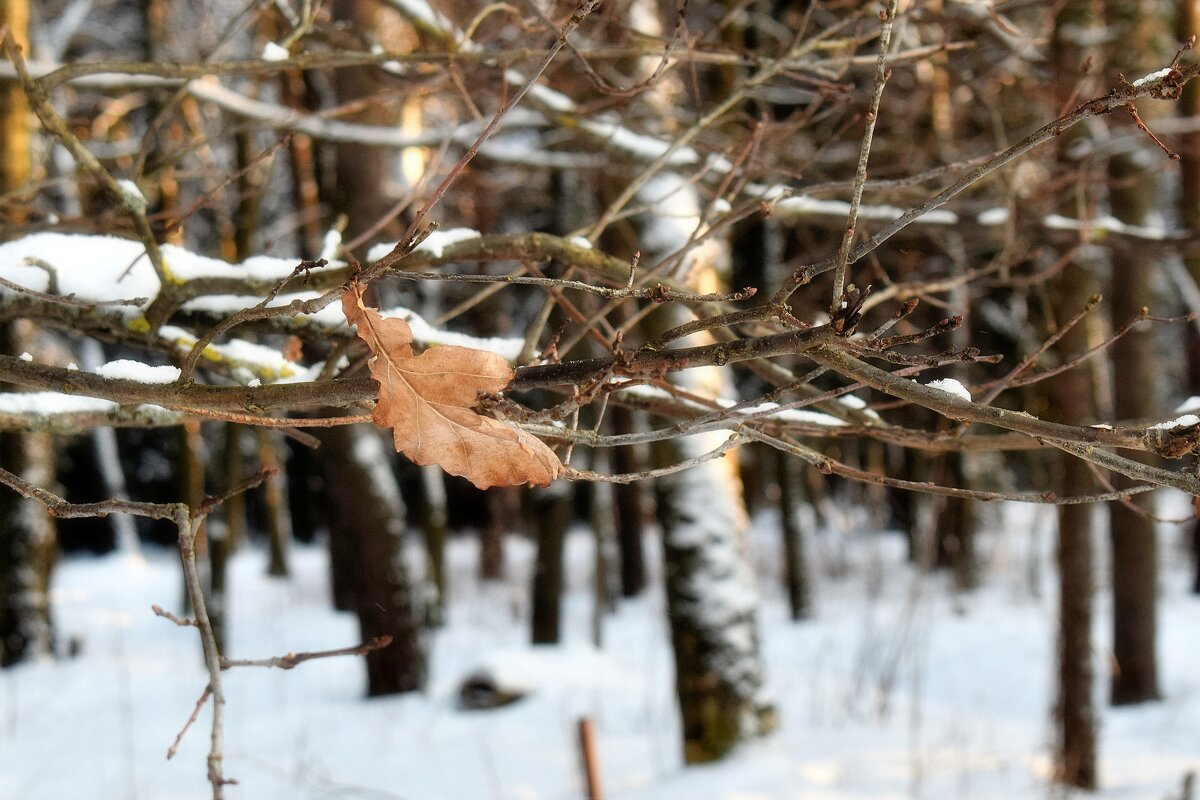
2 505 1198 800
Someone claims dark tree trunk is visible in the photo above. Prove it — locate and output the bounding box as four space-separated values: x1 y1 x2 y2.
257 429 292 578
315 426 426 695
588 449 620 646
530 482 572 645
1056 472 1098 790
775 446 812 621
1104 0 1165 707
1180 0 1200 401
611 406 647 597
479 488 514 581
220 424 247 551
1050 5 1102 786
1106 149 1162 706
0 332 56 668
0 0 55 669
932 453 978 591
415 465 448 627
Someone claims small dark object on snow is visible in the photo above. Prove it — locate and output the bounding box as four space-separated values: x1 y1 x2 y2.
457 670 528 710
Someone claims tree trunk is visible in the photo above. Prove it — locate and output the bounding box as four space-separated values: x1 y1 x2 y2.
640 171 774 763
656 430 775 763
220 423 247 551
479 488 514 581
611 406 648 597
0 323 56 667
588 448 620 646
530 482 572 645
256 428 292 578
0 0 57 670
0 410 56 667
775 445 812 621
416 465 448 627
1103 0 1166 707
1106 131 1162 706
315 425 426 695
1049 4 1102 786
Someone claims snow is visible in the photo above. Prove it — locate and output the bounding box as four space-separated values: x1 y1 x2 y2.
0 233 341 308
521 76 580 113
1175 396 1200 413
976 207 1010 225
115 179 146 212
366 228 482 262
319 228 341 262
380 307 525 361
716 397 847 427
1150 414 1200 430
581 118 701 165
926 378 973 401
1042 213 1172 241
5 506 1200 800
754 188 959 224
157 325 307 382
93 359 181 384
261 42 289 62
1133 67 1172 87
17 351 32 361
0 392 119 414
389 0 441 28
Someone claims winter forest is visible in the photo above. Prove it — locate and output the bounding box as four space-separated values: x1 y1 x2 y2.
3 0 1200 797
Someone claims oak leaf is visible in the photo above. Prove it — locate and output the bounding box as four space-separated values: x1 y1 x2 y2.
342 282 562 488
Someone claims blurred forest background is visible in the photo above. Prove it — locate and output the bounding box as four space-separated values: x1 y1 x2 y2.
2 0 1200 797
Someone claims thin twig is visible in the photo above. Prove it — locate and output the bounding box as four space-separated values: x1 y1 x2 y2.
167 686 212 760
220 635 393 670
830 0 898 311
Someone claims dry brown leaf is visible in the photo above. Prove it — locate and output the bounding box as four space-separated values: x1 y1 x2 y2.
342 281 562 489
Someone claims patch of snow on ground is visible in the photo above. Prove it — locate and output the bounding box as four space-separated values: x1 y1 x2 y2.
3 505 1199 800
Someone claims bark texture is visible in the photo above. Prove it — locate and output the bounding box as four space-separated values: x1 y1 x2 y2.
1105 0 1165 706
529 482 571 645
316 425 426 695
1050 2 1101 786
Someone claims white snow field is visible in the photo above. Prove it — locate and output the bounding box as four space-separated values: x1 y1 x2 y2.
1 504 1198 800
